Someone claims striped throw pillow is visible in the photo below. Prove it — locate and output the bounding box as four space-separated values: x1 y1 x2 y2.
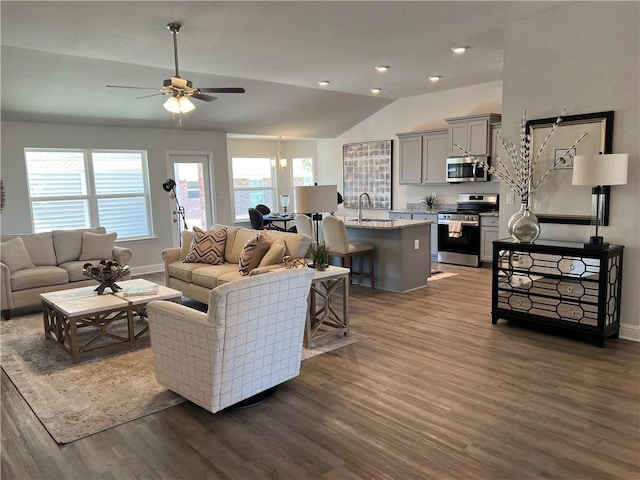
183 226 227 264
239 233 272 275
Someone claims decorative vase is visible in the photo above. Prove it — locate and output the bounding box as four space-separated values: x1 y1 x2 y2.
508 201 540 243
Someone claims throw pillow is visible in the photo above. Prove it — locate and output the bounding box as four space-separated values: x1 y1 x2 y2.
184 226 227 264
0 237 35 272
258 239 286 267
239 233 272 275
79 232 118 261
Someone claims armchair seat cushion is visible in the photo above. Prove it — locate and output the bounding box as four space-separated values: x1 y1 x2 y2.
11 266 69 291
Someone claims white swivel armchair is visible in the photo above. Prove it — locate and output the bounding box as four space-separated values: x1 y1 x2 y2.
294 214 314 239
322 215 375 288
147 268 315 413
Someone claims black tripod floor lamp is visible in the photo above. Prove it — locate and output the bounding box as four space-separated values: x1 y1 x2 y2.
162 179 189 246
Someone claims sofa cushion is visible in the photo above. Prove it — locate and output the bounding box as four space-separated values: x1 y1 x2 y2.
168 261 211 283
52 227 106 264
184 226 227 264
239 233 272 275
192 263 241 289
226 228 262 264
258 239 286 267
58 261 95 282
179 230 195 260
19 232 57 266
11 266 69 291
1 237 35 272
270 230 313 258
79 232 117 261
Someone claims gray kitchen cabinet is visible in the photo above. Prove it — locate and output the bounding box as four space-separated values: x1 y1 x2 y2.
445 113 501 156
397 129 448 185
480 215 499 262
412 213 438 259
389 212 412 220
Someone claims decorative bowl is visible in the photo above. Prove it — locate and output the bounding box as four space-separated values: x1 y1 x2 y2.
82 261 130 295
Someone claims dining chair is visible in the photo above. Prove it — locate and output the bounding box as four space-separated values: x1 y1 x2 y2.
255 204 271 215
294 214 314 239
321 215 375 288
248 208 266 230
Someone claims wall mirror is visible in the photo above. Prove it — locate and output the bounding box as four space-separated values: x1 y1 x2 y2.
526 111 614 225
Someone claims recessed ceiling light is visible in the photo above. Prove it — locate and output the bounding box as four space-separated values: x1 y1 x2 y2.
429 76 442 82
451 46 469 54
370 88 382 94
317 80 330 87
374 65 390 72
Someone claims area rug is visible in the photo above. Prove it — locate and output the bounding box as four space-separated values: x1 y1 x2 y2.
428 272 459 282
1 311 365 444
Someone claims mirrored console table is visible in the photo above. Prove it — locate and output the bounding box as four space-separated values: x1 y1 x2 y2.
492 239 624 347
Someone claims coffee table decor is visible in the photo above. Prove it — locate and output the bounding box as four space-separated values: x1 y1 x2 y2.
82 260 130 294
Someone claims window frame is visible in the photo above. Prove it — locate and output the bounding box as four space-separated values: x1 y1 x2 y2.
230 156 276 222
24 147 154 240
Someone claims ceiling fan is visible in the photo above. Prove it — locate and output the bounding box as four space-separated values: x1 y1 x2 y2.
107 23 245 114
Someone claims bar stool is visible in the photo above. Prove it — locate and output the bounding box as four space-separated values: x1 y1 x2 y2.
321 215 375 288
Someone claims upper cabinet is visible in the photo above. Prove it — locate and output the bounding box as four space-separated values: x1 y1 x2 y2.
445 113 501 156
397 129 448 185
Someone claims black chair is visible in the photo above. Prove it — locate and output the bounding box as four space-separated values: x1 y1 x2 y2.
255 204 271 215
248 208 266 230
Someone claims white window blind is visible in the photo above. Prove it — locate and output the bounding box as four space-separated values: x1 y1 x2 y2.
25 149 153 240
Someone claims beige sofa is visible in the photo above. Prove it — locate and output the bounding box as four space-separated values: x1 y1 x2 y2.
1 227 133 319
163 225 312 304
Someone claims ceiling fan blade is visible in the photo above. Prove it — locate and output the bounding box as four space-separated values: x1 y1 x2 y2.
106 85 158 90
136 93 165 99
192 93 218 102
198 87 246 94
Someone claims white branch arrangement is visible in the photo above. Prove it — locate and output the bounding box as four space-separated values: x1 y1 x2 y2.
455 109 588 202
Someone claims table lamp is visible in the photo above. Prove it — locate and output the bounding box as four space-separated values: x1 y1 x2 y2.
294 185 338 244
280 194 290 215
572 153 628 249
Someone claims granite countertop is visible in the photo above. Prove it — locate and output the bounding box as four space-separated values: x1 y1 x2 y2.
343 218 432 230
479 211 500 217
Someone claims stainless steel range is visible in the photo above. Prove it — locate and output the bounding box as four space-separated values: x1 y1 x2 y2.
437 193 498 267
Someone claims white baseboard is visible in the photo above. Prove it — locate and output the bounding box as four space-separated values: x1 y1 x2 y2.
619 324 640 343
130 264 164 276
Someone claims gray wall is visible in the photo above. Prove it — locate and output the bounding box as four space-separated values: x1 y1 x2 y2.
501 2 639 338
0 121 231 272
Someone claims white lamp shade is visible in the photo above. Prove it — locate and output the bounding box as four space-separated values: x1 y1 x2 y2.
178 96 195 113
163 96 181 113
572 154 628 186
294 185 338 213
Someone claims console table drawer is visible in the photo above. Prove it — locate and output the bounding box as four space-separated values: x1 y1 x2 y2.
497 291 599 326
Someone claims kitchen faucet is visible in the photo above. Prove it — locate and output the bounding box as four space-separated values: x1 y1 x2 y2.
357 192 371 222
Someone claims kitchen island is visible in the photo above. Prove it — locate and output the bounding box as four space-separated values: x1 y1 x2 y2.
342 218 432 293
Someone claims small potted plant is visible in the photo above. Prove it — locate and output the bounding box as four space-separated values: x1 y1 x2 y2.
310 242 330 271
424 193 437 211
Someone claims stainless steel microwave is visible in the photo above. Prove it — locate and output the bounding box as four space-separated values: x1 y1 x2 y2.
446 156 490 183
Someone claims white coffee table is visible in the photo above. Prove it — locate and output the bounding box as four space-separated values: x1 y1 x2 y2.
40 279 181 363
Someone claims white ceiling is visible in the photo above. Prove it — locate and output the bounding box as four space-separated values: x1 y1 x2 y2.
1 1 574 138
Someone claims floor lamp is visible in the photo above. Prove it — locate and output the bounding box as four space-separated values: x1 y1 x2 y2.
572 153 628 249
294 185 338 244
162 179 189 246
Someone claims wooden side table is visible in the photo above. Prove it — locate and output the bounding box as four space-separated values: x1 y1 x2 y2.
305 266 350 348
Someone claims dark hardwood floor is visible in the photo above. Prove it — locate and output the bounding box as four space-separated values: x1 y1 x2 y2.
2 265 639 479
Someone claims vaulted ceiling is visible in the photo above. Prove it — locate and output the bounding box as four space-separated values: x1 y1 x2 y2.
1 1 574 138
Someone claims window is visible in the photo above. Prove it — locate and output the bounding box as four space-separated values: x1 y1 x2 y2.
292 157 314 186
231 157 274 221
25 149 153 240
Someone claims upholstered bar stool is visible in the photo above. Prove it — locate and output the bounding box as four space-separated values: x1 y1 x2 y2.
294 214 314 238
321 215 375 289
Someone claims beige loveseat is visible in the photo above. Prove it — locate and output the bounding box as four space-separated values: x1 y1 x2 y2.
163 225 312 304
1 227 133 319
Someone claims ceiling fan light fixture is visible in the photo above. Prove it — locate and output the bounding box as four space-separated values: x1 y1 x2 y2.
163 96 181 113
178 96 195 113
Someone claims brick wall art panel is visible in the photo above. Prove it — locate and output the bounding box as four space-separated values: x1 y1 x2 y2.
342 140 392 210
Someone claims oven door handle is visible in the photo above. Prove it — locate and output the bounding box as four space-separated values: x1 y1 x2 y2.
438 221 479 227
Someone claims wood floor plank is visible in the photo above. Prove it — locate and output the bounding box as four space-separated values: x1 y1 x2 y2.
1 264 639 479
